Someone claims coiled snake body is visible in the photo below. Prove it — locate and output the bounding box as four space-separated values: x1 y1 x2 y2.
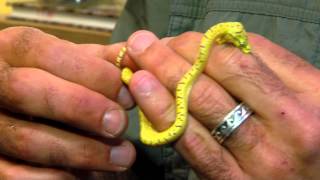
116 22 251 146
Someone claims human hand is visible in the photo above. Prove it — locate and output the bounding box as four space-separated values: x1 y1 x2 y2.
124 30 320 179
0 27 136 179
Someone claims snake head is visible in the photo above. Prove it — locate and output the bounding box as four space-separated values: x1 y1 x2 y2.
225 23 251 54
237 36 251 54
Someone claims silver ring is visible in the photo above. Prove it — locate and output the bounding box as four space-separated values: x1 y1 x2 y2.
211 102 253 144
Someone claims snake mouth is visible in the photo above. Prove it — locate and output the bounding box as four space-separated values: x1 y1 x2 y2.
239 42 251 53
235 34 251 53
242 45 251 54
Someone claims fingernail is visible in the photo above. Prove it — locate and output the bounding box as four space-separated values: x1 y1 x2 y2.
117 86 135 109
103 110 126 137
110 142 134 168
128 31 157 54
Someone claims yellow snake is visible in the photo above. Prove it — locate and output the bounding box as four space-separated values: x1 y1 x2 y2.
116 22 251 146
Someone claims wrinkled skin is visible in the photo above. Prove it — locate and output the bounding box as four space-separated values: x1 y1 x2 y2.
0 27 136 179
125 30 320 180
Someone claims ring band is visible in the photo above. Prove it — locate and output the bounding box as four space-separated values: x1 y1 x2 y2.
211 102 253 144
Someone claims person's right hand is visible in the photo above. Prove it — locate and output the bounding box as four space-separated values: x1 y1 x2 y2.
0 27 136 179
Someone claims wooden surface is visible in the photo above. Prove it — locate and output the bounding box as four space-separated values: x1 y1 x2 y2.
0 17 112 44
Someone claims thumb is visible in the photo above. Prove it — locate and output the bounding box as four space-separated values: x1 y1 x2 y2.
127 30 159 60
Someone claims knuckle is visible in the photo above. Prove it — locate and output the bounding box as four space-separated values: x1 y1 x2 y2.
156 100 175 120
135 40 192 92
3 26 41 33
154 101 176 129
215 51 288 96
261 153 296 176
44 81 102 123
272 103 320 165
210 43 241 68
37 41 66 68
47 143 70 167
163 63 186 90
244 55 286 95
132 71 176 130
71 142 98 168
5 125 34 159
139 41 184 78
169 31 202 47
47 85 114 131
190 78 230 126
10 27 43 58
190 79 217 114
3 26 61 68
0 26 42 42
5 69 37 109
43 84 59 117
179 31 203 41
63 88 101 118
141 41 169 64
95 64 122 99
248 32 268 45
63 91 92 122
292 115 320 162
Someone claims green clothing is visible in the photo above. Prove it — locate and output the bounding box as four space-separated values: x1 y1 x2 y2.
111 0 320 179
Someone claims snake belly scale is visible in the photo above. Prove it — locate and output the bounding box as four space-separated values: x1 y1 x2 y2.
116 22 251 146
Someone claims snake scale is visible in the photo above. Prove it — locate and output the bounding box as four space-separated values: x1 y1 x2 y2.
116 22 251 146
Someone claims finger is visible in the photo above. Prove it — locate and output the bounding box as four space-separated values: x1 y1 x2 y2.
165 31 320 136
248 34 320 94
78 43 139 71
0 27 134 108
129 70 245 179
164 31 320 171
165 31 203 62
0 111 135 171
127 30 235 130
184 34 318 147
0 156 75 180
127 31 288 167
76 42 139 109
129 70 301 179
129 70 175 130
166 32 320 101
1 67 127 138
175 120 247 179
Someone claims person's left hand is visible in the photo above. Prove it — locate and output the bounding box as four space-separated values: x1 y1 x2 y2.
122 30 320 179
0 27 136 179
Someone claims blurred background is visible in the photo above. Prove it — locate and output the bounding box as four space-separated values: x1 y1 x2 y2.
0 0 126 44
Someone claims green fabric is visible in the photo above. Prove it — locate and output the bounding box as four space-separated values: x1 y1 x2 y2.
168 0 320 68
111 0 170 42
111 0 320 179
